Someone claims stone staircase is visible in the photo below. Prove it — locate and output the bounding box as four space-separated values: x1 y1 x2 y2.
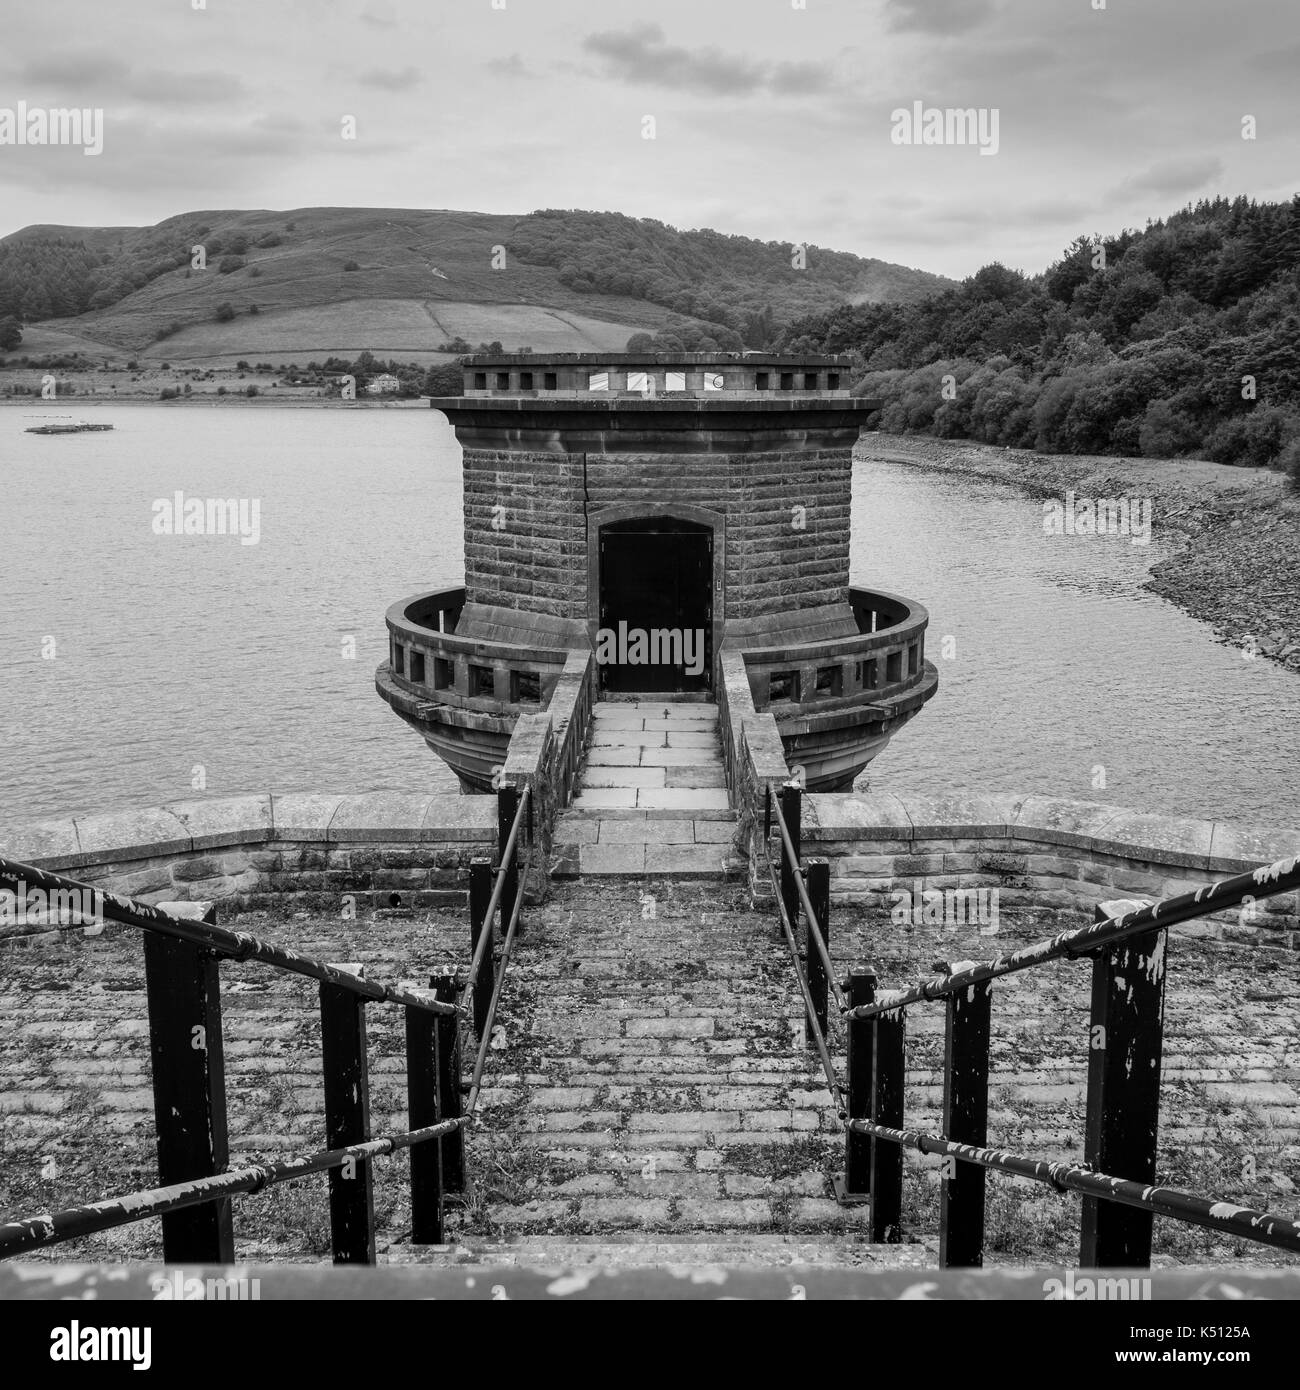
409 877 937 1266
552 701 744 878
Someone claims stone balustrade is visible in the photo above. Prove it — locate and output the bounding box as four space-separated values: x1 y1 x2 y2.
740 587 933 716
385 587 573 713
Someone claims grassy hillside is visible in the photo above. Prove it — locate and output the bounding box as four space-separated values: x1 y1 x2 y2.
0 206 950 362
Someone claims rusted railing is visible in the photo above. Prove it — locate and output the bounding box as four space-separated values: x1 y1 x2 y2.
764 784 846 1116
0 783 532 1265
765 781 1300 1266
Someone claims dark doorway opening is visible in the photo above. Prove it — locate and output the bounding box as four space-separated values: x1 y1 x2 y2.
598 517 713 693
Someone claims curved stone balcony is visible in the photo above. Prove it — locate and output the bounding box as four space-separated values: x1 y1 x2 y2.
375 586 582 789
731 587 939 790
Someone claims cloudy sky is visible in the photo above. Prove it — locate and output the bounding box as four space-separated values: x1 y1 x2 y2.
1 0 1296 279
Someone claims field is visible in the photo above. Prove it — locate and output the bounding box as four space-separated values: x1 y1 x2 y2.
16 299 655 370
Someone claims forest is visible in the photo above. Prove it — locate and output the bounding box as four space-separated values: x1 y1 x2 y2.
775 196 1300 475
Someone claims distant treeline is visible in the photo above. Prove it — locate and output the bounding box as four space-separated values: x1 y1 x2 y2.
509 209 949 353
777 195 1300 476
0 219 285 323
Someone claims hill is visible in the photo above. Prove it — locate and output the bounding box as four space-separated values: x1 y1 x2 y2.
0 207 951 364
777 194 1300 476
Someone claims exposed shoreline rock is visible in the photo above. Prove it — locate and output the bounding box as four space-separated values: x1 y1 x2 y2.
860 432 1300 674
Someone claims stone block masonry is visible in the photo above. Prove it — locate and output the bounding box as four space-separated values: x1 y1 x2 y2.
800 791 1300 950
461 447 852 622
0 792 497 943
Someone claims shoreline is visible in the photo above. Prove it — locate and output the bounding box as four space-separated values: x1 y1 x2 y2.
2 395 428 409
859 432 1300 673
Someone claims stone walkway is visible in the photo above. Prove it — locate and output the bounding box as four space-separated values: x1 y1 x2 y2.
434 876 907 1262
553 702 742 878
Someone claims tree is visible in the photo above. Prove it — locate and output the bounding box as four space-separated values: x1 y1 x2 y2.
0 316 21 351
216 303 236 322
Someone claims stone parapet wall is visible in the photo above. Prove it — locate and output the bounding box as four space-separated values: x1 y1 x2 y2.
0 793 497 944
803 791 1300 949
717 648 790 887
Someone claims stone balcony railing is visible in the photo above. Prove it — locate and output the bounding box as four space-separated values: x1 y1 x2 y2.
384 587 574 716
740 586 935 718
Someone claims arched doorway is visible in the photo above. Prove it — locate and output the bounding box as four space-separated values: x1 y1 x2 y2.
596 516 714 693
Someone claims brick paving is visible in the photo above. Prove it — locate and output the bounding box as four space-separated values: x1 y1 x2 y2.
2 870 1298 1267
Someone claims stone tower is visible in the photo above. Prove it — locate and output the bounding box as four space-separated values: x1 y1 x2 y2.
377 352 936 790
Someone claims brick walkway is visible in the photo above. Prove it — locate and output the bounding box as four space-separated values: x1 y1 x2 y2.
3 872 1298 1267
553 701 743 878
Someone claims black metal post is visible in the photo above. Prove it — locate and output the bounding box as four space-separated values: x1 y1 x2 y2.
805 858 830 1047
468 857 493 1037
842 966 875 1200
431 968 465 1194
320 970 375 1264
871 1003 905 1243
498 784 520 937
939 980 992 1267
405 997 444 1244
778 783 801 935
142 926 234 1263
1080 915 1168 1268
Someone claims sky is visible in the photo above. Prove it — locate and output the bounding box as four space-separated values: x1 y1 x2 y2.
0 0 1296 280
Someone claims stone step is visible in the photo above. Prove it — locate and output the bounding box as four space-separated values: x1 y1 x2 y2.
555 817 739 847
571 789 733 813
593 704 718 723
556 845 746 878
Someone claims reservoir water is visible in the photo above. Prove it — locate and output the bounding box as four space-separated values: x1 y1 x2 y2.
2 405 1296 827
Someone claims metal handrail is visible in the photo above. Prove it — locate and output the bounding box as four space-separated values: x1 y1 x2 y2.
763 841 846 1114
769 792 846 1015
465 862 527 1116
0 1119 465 1259
846 852 1300 1022
0 857 459 1016
847 1120 1300 1255
457 784 530 1009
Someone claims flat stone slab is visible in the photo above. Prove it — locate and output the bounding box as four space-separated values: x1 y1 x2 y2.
585 748 645 767
270 792 347 842
581 768 668 790
163 796 274 849
572 789 640 811
579 844 647 875
598 820 697 845
328 792 435 839
640 748 722 767
554 816 601 845
0 818 81 869
644 845 733 875
664 769 726 790
638 790 732 812
70 807 191 864
692 821 739 844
